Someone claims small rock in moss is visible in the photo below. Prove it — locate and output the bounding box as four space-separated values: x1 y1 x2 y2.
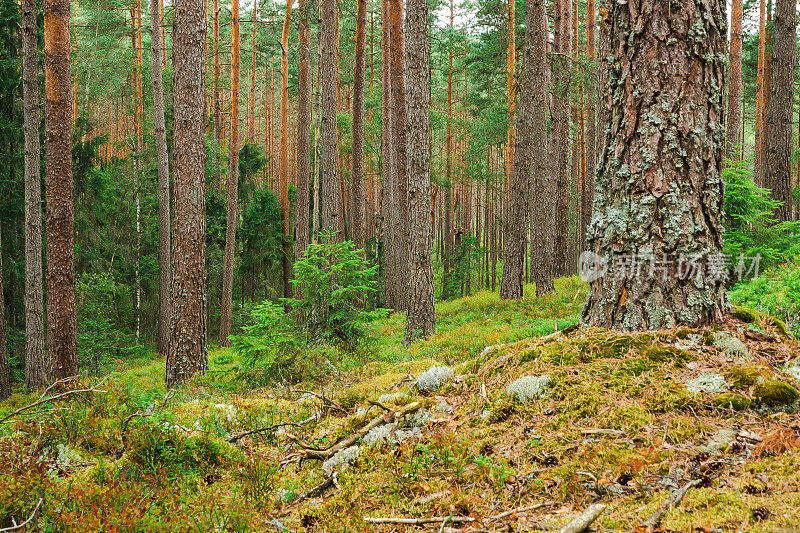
732 307 759 324
713 393 751 410
753 381 800 407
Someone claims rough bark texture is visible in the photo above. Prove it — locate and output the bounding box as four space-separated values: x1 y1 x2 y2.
388 0 409 310
22 0 47 390
582 0 596 251
44 0 79 381
441 0 454 300
151 0 172 356
320 0 340 237
403 0 435 343
167 0 208 387
550 0 572 277
351 0 367 252
582 0 727 330
725 0 742 161
0 222 9 399
219 0 240 348
280 1 292 299
294 0 311 271
500 0 540 301
763 0 796 223
506 0 515 209
754 0 767 184
530 0 553 296
213 0 221 168
380 0 395 306
248 0 258 141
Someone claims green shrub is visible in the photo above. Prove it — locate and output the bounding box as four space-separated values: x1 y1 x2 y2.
729 257 800 336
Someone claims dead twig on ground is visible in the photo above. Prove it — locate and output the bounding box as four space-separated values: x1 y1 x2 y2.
227 415 317 444
486 501 556 522
285 402 422 461
0 498 43 532
291 388 349 415
294 473 338 503
639 479 700 531
558 503 607 533
363 516 475 525
0 387 107 426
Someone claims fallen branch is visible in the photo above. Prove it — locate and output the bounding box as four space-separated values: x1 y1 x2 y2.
294 473 338 503
286 402 422 461
487 501 556 522
0 388 107 426
0 498 43 532
363 516 475 525
640 479 700 531
226 415 316 444
117 390 179 456
558 503 607 533
291 389 349 415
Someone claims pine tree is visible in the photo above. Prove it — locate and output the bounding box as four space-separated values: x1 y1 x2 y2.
167 0 208 387
0 221 9 399
220 0 241 347
22 0 46 389
320 0 340 236
44 0 79 381
763 0 796 222
725 0 743 161
280 0 292 298
403 0 435 343
294 0 312 270
351 0 367 252
582 0 726 330
151 0 172 356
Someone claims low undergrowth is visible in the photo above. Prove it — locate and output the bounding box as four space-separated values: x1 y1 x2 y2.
2 278 800 531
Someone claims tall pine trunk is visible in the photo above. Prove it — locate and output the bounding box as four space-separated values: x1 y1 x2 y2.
151 0 172 356
351 0 367 252
763 0 796 222
44 0 78 381
280 1 292 299
167 0 208 387
550 0 572 278
582 0 726 330
213 0 221 188
501 0 541 300
380 0 395 306
404 0 435 343
754 0 767 184
249 0 258 142
220 0 240 347
725 0 743 161
0 221 9 399
320 0 340 236
295 0 312 269
582 0 596 251
22 0 46 390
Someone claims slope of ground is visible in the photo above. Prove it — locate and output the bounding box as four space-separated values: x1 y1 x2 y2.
2 278 800 532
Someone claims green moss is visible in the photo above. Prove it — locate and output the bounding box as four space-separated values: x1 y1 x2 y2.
675 329 694 340
726 366 760 390
644 345 695 365
615 358 659 377
753 381 800 407
518 348 538 364
713 393 752 411
732 306 759 324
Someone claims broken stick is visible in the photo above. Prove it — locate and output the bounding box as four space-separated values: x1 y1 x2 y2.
558 503 607 533
363 516 475 525
640 479 700 531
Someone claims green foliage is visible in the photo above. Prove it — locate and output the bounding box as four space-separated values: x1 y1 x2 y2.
442 233 486 300
729 257 800 336
723 159 800 273
232 237 388 382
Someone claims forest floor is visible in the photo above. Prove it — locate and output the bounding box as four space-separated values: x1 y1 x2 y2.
2 277 800 532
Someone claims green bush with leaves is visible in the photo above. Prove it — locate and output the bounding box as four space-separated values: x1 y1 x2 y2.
729 257 800 336
723 159 800 273
231 237 388 382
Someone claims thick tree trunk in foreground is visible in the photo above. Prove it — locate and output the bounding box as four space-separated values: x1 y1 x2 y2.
294 0 311 271
320 0 340 237
763 0 796 223
151 0 172 355
582 0 727 330
220 0 240 347
725 0 743 162
403 0 435 343
22 0 46 390
530 0 553 296
280 1 292 299
351 0 367 252
44 0 78 381
0 222 9 399
501 0 542 301
167 0 208 387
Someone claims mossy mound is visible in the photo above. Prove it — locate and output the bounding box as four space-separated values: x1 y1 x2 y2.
753 380 800 407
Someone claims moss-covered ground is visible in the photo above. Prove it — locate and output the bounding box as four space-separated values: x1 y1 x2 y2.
3 277 800 531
